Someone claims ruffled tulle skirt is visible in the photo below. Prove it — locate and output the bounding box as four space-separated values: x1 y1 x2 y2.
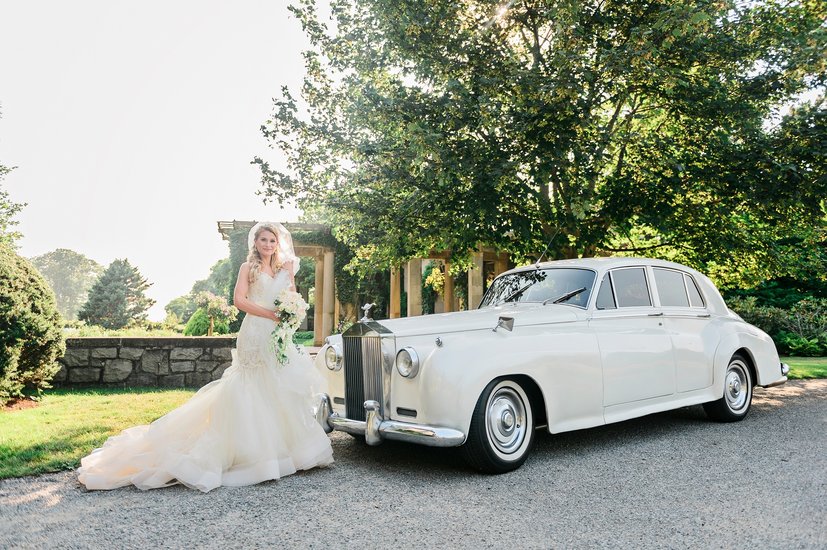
77 315 333 493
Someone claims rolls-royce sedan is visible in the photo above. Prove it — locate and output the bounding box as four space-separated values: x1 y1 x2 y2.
314 257 788 473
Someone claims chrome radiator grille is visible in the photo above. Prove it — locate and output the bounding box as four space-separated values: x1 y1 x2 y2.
342 334 384 421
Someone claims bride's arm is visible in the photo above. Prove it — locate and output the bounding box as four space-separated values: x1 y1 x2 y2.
287 260 296 291
233 263 278 321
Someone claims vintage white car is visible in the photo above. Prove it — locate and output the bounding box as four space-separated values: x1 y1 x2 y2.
314 257 788 473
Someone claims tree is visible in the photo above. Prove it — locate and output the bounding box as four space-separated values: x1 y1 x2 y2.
0 108 25 246
0 164 24 248
165 258 234 324
0 242 64 404
257 0 826 287
30 249 103 320
78 259 156 329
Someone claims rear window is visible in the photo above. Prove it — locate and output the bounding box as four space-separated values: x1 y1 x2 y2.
685 274 705 307
654 268 689 307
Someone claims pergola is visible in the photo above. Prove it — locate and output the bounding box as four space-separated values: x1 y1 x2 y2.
218 221 511 345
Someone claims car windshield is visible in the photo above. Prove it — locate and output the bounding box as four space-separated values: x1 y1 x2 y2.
479 268 596 308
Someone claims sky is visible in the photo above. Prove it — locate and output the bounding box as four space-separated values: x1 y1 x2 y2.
0 1 311 319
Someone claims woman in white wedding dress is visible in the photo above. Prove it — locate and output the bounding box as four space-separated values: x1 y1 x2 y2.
77 222 333 492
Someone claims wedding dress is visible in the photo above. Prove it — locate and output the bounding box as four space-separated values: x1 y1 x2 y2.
77 268 333 492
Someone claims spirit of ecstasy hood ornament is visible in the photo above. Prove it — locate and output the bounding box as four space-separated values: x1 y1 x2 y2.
360 303 376 323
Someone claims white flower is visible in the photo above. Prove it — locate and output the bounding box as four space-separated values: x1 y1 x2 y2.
269 289 310 366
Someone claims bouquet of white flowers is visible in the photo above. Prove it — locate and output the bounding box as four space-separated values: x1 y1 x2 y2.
269 289 310 366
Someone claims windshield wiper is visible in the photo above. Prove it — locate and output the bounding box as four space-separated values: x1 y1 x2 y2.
497 282 535 305
543 287 587 305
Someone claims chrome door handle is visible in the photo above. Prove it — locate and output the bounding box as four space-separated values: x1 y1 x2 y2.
696 313 711 318
648 312 664 317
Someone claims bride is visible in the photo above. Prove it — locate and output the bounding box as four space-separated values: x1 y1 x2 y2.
77 222 334 492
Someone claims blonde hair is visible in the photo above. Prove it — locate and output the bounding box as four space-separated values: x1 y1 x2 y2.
247 224 283 283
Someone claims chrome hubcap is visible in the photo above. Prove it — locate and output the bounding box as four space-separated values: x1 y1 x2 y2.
486 387 526 455
725 362 749 411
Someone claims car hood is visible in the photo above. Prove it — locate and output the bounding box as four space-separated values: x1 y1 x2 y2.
370 303 582 337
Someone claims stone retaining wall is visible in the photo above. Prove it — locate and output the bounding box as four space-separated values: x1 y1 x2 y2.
55 337 237 388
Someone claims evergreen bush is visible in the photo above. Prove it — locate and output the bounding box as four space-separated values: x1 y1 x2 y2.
0 242 64 404
78 259 155 329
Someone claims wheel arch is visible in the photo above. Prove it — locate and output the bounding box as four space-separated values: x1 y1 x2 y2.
733 347 758 387
505 374 548 428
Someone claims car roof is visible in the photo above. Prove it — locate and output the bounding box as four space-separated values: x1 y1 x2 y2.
498 257 729 315
501 256 698 276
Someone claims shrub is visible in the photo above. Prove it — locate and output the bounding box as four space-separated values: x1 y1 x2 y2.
0 242 64 404
726 296 787 336
728 296 827 356
184 308 231 336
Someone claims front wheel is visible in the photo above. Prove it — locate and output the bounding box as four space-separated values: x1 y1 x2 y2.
703 353 753 422
461 378 535 474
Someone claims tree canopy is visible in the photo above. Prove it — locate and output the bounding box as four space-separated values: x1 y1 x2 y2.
78 259 155 329
30 249 103 320
0 164 24 247
257 0 826 287
0 109 25 247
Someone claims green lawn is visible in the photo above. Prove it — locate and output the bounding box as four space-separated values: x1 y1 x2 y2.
0 388 194 479
783 356 827 380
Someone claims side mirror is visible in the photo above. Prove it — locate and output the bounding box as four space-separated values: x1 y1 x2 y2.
493 316 514 333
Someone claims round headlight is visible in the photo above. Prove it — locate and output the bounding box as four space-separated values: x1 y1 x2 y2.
324 345 342 371
396 347 420 378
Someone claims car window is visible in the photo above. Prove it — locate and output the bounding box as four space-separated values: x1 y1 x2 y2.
685 274 705 307
595 274 616 310
612 268 652 307
479 268 596 308
654 268 689 307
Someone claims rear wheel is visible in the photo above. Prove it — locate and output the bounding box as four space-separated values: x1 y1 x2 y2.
703 353 753 422
461 378 535 474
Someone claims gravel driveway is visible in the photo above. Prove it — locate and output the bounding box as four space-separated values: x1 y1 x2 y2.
2 380 825 549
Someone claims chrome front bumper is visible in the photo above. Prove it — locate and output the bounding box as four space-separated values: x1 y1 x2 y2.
315 394 465 448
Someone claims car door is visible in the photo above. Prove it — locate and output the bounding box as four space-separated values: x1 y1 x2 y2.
651 267 715 393
589 267 676 406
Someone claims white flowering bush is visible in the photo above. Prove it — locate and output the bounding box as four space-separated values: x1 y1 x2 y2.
270 289 309 366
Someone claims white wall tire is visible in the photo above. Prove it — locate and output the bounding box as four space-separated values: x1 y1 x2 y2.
461 379 535 473
703 353 753 422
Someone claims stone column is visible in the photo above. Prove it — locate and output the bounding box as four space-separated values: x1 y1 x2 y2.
314 256 324 346
443 261 454 313
322 250 335 341
467 251 484 310
406 258 423 317
389 267 401 318
495 253 509 277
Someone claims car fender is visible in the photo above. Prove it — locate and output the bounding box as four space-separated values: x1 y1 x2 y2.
713 330 783 391
397 326 603 436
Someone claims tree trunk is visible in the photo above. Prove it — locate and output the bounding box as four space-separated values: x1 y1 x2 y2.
208 316 214 336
